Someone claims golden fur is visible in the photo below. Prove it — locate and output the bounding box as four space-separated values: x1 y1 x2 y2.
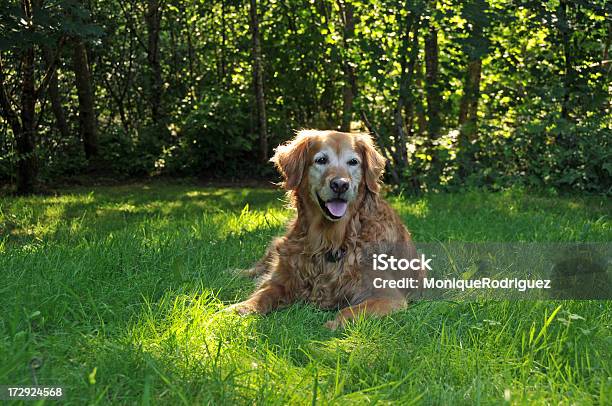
228 130 424 329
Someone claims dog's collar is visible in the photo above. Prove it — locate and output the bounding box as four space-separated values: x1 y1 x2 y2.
325 248 346 263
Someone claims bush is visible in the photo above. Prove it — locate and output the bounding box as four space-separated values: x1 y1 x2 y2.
160 91 259 177
446 116 611 194
98 126 161 178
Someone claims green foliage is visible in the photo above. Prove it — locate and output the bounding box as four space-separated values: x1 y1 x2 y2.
0 0 609 193
0 0 101 50
447 116 611 193
162 91 256 176
97 127 161 177
38 133 88 181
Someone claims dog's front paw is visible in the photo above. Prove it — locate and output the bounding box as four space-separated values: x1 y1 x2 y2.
242 266 267 278
225 301 259 316
227 267 261 279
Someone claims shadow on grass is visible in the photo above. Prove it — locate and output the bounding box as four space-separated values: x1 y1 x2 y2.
1 185 287 248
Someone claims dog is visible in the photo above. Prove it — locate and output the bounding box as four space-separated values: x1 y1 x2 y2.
228 130 424 329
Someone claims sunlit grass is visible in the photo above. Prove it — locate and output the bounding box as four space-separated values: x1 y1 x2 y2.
0 182 610 404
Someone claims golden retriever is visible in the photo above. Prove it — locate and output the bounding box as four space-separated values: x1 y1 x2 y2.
228 130 424 329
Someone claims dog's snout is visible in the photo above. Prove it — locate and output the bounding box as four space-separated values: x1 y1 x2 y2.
330 177 350 194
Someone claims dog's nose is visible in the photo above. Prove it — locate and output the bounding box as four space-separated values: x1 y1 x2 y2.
330 177 350 194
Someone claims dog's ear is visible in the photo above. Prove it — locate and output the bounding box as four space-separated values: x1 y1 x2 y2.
357 133 386 193
271 132 310 190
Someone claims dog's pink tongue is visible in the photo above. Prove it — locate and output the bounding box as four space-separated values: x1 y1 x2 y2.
325 200 348 217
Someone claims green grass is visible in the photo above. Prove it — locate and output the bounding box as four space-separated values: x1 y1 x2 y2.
1 182 610 405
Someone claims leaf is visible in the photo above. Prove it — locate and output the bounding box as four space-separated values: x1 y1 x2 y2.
88 367 97 385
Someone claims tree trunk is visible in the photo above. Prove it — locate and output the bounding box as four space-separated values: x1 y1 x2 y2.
187 22 195 104
220 0 229 89
457 1 488 180
395 11 420 175
145 0 163 124
43 46 70 139
467 61 481 125
320 79 335 126
557 0 574 121
424 5 441 139
457 58 482 178
458 59 482 134
16 45 38 194
12 0 37 194
424 14 444 185
249 0 268 162
73 38 98 160
340 2 356 132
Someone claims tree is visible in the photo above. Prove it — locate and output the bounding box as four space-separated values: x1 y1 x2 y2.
0 1 50 194
145 0 164 124
556 0 574 121
394 4 421 183
457 0 489 178
73 38 98 160
424 0 442 182
0 46 38 194
424 1 440 139
43 46 70 140
249 0 268 162
458 60 481 134
0 0 102 191
339 0 356 132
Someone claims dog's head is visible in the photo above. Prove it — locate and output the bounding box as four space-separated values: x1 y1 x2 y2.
272 130 386 221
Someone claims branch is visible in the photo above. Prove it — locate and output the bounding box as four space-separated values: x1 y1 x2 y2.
34 36 66 100
336 0 346 26
0 55 22 136
360 110 384 148
360 109 400 184
34 82 49 130
118 0 148 52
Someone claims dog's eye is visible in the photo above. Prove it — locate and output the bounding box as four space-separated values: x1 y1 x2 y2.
347 158 359 166
315 156 328 165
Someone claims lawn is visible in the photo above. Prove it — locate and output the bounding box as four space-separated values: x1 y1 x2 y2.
0 183 610 405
